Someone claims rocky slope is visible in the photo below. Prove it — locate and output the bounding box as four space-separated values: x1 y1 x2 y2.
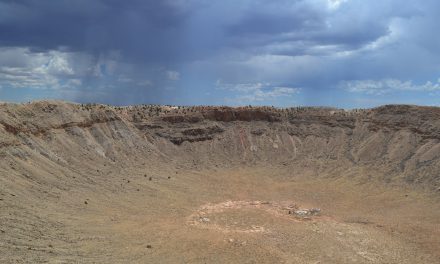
1 101 439 190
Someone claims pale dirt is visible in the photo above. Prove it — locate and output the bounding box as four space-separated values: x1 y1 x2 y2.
2 166 439 263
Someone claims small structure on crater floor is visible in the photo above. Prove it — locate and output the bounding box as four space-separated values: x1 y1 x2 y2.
289 208 321 218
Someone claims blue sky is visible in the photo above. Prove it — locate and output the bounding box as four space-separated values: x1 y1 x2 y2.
0 0 439 108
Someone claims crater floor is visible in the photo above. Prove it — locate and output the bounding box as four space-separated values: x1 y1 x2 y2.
1 166 439 263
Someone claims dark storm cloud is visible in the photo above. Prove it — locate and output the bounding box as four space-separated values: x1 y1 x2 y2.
0 0 419 61
0 0 191 62
222 0 417 56
0 0 405 61
227 4 324 36
0 0 439 107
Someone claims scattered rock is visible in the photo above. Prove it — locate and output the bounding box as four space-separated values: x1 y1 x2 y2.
199 217 210 223
309 208 321 215
251 128 265 136
84 201 88 205
167 176 171 179
251 225 264 230
146 245 152 249
149 177 152 181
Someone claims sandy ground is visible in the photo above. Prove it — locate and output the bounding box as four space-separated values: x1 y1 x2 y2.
1 165 439 263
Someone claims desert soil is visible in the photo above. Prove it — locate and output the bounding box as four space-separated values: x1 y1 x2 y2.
1 166 439 263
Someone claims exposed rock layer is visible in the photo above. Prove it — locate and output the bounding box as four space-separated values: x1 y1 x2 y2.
1 101 439 190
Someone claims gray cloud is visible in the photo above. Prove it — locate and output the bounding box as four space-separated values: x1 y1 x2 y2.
341 79 440 95
0 0 190 62
0 0 439 107
217 80 300 105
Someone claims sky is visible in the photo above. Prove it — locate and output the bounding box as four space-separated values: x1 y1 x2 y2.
0 0 439 108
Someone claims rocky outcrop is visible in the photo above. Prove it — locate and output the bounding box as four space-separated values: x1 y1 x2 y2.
201 108 281 122
155 125 225 145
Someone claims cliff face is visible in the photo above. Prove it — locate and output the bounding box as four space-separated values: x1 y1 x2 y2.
1 101 440 190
